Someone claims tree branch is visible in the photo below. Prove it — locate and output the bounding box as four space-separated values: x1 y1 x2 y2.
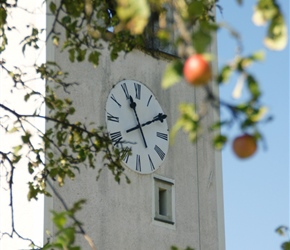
0 151 41 249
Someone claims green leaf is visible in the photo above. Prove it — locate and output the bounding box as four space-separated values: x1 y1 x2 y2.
68 49 75 62
236 51 265 70
235 103 248 112
21 132 32 143
276 226 288 236
56 227 75 246
250 106 268 122
282 242 290 250
65 98 73 105
252 0 278 25
28 162 34 174
156 30 170 42
49 2 57 14
170 103 200 144
8 127 19 133
53 36 59 47
68 107 76 115
252 1 288 50
188 1 204 17
70 199 86 214
247 75 261 100
27 182 38 201
67 170 76 179
250 50 265 61
218 65 232 84
49 168 58 178
13 145 22 154
210 120 230 130
213 134 227 150
241 118 255 129
264 14 288 50
78 149 87 162
12 155 21 164
24 93 30 101
76 49 87 62
0 6 7 28
47 152 54 159
52 211 67 229
88 51 100 66
191 22 213 53
62 15 71 25
161 60 183 89
116 0 150 34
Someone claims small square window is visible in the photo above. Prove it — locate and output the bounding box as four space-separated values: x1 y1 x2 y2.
153 175 175 225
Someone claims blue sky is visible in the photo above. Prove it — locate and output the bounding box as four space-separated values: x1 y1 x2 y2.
217 1 289 249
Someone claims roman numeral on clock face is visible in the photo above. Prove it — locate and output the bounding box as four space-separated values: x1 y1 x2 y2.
110 94 121 107
121 82 130 99
107 112 119 122
147 95 152 107
156 132 168 141
154 145 165 160
148 154 155 171
110 131 122 145
136 154 141 172
134 82 141 100
122 147 131 163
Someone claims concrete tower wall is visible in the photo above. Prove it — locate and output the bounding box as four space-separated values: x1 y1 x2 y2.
45 11 224 250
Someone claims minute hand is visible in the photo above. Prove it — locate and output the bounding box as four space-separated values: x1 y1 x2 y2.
126 113 167 133
129 96 148 148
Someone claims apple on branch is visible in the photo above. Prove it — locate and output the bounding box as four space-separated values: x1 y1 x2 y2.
232 134 257 159
183 54 212 86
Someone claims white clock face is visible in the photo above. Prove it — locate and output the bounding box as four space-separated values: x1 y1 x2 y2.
105 80 169 174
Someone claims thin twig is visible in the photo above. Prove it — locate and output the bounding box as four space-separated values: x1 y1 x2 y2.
0 151 41 248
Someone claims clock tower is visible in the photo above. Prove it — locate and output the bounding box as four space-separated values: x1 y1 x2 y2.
44 8 225 250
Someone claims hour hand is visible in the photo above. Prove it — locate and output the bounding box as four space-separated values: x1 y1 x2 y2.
126 113 167 133
129 96 136 109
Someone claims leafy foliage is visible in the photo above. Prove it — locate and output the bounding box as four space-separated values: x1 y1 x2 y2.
253 0 288 50
161 60 184 89
170 103 200 143
276 226 290 250
171 247 194 250
40 199 90 250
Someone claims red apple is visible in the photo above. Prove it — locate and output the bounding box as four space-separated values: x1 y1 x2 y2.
183 54 212 86
232 134 257 159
